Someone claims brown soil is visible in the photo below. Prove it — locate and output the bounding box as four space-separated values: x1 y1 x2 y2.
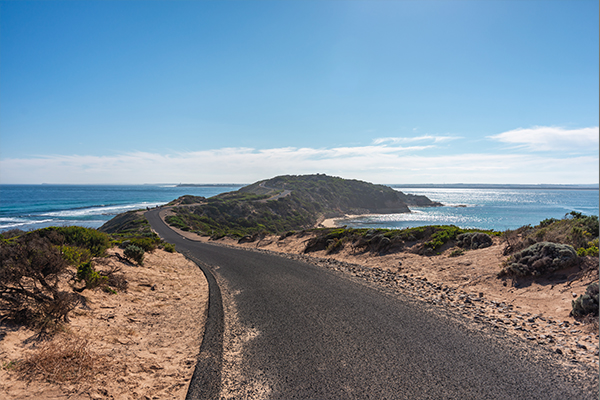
0 248 208 400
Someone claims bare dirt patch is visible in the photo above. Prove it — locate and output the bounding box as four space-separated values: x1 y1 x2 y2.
0 248 208 400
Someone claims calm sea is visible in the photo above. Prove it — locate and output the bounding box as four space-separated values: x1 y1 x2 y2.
0 184 598 233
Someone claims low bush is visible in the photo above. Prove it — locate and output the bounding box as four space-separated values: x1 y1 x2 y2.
124 244 145 265
37 226 111 257
162 242 176 253
423 226 462 251
61 245 92 266
571 282 599 317
76 262 108 289
456 232 492 250
130 237 158 253
0 233 79 331
498 242 579 277
502 213 599 256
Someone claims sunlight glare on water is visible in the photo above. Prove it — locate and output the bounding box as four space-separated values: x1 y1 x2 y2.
339 188 599 231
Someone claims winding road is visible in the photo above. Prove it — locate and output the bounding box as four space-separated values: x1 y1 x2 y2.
145 209 596 399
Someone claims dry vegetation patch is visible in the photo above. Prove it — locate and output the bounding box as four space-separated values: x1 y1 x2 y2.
1 248 208 400
16 334 107 384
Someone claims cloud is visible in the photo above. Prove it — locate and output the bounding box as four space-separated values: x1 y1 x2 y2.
373 135 461 145
1 144 597 185
488 126 599 152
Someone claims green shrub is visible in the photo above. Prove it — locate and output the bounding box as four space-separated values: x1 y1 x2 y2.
165 215 189 230
124 245 145 265
162 242 176 253
539 218 559 228
60 245 92 266
424 226 462 250
130 237 158 253
76 262 108 289
571 282 599 317
499 242 579 277
577 246 599 257
456 232 492 250
503 213 599 255
35 226 111 257
576 238 599 257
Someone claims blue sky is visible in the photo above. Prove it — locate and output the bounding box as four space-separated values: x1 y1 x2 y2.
1 0 598 184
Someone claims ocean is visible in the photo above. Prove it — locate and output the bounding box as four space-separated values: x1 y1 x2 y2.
0 184 598 233
338 186 599 232
0 185 242 232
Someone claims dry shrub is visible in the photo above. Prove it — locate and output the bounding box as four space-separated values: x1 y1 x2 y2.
582 314 599 333
456 232 492 250
17 335 107 384
0 233 79 330
571 282 599 318
498 242 579 277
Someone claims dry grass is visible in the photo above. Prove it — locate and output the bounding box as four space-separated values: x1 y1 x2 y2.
16 334 107 384
582 314 599 333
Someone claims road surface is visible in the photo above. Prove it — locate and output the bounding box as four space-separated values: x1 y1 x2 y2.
145 209 596 399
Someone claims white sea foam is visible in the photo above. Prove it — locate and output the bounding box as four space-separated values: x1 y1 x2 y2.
0 218 55 229
40 202 165 218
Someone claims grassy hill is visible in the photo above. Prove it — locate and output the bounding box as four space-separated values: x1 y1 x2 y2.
164 174 442 238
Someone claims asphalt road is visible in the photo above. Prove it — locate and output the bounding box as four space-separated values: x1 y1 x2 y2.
146 209 596 399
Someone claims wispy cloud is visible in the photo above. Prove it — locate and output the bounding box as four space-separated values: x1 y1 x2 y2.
488 126 599 152
1 143 597 185
373 135 461 145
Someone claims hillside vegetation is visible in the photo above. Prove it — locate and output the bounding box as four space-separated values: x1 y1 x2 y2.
164 174 441 238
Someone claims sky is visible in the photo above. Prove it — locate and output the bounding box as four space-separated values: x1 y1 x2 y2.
0 0 598 185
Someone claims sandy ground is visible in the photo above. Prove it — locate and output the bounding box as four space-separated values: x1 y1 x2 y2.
0 248 208 400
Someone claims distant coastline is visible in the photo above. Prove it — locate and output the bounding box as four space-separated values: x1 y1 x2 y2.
174 183 599 190
175 183 245 187
389 183 599 190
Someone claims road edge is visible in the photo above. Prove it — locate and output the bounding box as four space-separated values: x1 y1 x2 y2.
183 253 224 400
144 209 224 399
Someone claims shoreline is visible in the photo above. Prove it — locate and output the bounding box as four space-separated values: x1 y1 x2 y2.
319 214 377 228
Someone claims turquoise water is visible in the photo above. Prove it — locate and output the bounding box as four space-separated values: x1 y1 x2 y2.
0 185 241 232
0 184 597 232
337 187 599 231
